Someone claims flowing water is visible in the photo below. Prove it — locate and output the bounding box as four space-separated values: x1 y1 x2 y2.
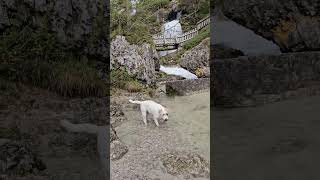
111 91 210 179
159 65 198 79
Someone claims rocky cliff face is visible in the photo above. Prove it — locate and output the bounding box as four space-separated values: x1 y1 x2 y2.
213 51 320 107
0 0 109 61
111 36 159 84
180 38 210 77
221 0 320 52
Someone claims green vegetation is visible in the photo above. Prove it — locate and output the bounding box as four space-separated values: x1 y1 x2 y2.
0 27 107 98
159 50 186 65
179 0 210 31
111 0 171 45
182 26 210 50
110 0 210 44
110 68 144 93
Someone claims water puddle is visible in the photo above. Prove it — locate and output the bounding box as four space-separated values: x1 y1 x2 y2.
160 65 198 79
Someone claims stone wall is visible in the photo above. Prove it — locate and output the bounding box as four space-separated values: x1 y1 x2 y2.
213 52 320 107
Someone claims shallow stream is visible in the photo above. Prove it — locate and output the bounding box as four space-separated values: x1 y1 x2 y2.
111 91 210 179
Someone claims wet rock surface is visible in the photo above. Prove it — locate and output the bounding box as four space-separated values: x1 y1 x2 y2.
161 151 210 179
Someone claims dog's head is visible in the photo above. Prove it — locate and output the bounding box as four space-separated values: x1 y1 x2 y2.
160 107 169 121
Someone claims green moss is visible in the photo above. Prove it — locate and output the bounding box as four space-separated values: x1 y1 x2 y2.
182 26 210 50
110 68 145 93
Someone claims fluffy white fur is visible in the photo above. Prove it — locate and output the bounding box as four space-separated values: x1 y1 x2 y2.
129 99 169 127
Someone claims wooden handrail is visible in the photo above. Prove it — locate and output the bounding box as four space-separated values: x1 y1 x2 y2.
153 16 210 48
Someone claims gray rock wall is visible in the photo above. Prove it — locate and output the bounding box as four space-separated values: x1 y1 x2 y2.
111 36 159 84
0 0 109 61
213 52 320 107
180 38 210 77
221 0 320 52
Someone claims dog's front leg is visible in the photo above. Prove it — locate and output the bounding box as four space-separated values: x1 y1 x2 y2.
153 116 160 127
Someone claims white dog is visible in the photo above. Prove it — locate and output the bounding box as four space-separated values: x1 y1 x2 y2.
129 99 169 127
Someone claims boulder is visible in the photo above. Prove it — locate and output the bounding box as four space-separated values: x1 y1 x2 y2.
111 36 158 84
195 66 210 78
220 0 320 52
166 78 210 96
110 102 127 128
110 140 128 161
110 126 128 161
213 51 320 107
161 151 210 179
180 38 210 77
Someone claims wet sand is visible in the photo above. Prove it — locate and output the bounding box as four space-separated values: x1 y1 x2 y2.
213 96 320 180
111 91 210 179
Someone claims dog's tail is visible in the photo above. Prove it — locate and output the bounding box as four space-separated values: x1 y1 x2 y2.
129 99 142 104
60 120 99 134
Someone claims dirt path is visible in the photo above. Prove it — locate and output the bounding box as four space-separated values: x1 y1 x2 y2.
111 91 210 179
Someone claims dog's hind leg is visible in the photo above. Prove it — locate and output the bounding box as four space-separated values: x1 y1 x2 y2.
140 106 147 125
